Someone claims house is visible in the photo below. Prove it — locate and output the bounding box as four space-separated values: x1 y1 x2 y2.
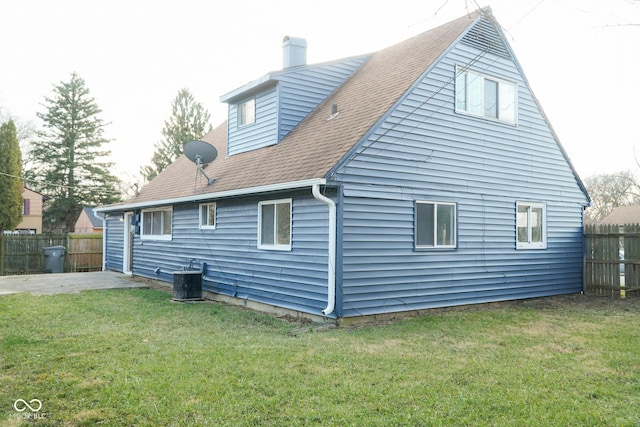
598 206 640 226
74 206 103 233
8 187 46 235
96 8 590 322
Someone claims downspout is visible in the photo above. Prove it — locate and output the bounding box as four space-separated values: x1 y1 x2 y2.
312 184 336 315
93 209 106 271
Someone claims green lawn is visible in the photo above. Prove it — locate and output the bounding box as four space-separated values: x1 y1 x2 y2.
1 288 639 426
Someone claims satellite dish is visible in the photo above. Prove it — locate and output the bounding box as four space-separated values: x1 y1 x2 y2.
183 140 217 185
184 140 218 164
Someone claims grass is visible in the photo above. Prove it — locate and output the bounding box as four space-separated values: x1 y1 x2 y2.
1 288 640 426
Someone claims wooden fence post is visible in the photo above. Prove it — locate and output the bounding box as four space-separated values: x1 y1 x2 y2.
0 233 4 276
0 233 102 276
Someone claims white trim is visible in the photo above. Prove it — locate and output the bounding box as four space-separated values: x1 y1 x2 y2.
123 212 133 274
455 65 518 125
516 201 547 250
237 97 256 127
415 200 457 249
140 206 173 241
199 202 217 230
95 179 326 213
258 198 292 251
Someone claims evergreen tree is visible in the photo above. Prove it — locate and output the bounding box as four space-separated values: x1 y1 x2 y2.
30 73 121 232
141 88 212 181
0 120 23 233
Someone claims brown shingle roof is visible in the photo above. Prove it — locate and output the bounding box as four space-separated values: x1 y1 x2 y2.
123 10 481 207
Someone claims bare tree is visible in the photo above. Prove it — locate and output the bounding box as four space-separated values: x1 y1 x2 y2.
583 171 640 223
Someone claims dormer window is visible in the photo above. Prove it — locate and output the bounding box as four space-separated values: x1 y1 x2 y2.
238 98 255 127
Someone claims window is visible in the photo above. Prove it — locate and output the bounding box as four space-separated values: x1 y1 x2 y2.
199 202 216 229
141 207 172 240
238 98 255 127
415 201 456 249
258 199 291 250
455 67 517 124
516 202 546 249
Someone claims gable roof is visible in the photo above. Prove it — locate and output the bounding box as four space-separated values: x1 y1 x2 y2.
105 10 481 211
599 206 640 225
80 206 103 228
99 8 588 212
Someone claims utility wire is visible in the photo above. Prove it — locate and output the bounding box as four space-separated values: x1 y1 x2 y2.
337 8 506 169
0 170 124 196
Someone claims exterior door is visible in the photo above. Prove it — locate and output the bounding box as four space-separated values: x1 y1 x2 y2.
123 212 133 274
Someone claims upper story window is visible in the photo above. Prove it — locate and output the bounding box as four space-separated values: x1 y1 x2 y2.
415 201 457 249
238 98 255 127
258 199 291 251
141 207 172 241
516 202 546 249
455 67 517 124
199 202 216 230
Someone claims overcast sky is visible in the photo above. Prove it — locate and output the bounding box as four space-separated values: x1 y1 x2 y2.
1 0 639 188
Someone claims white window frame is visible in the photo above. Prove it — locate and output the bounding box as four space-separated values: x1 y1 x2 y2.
516 201 547 250
455 66 518 125
237 98 256 127
415 201 457 249
258 198 292 251
141 206 173 241
199 202 217 230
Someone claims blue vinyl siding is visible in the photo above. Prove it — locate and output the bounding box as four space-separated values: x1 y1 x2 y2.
104 214 124 272
226 57 367 156
277 57 368 141
128 192 332 316
333 30 588 317
227 86 278 156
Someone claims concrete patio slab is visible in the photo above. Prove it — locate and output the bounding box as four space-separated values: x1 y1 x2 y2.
0 271 147 296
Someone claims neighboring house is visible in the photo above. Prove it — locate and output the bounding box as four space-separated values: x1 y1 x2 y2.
8 187 46 235
598 206 640 226
74 207 103 233
96 8 590 321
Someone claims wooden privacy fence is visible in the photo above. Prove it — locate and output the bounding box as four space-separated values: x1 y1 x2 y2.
585 224 640 297
0 233 103 276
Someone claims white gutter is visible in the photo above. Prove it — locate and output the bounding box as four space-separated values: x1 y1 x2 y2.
95 178 327 213
312 184 336 316
93 209 107 271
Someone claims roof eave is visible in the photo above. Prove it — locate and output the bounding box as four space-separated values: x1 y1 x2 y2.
95 178 327 213
219 74 277 103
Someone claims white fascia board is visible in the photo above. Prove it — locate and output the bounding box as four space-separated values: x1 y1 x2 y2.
219 74 275 103
95 178 327 213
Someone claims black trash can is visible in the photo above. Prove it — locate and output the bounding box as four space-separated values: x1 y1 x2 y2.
172 271 203 301
42 246 65 273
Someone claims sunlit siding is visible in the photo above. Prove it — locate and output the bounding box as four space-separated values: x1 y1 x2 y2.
104 214 124 272
130 192 332 316
333 32 588 317
227 86 278 156
278 57 368 141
